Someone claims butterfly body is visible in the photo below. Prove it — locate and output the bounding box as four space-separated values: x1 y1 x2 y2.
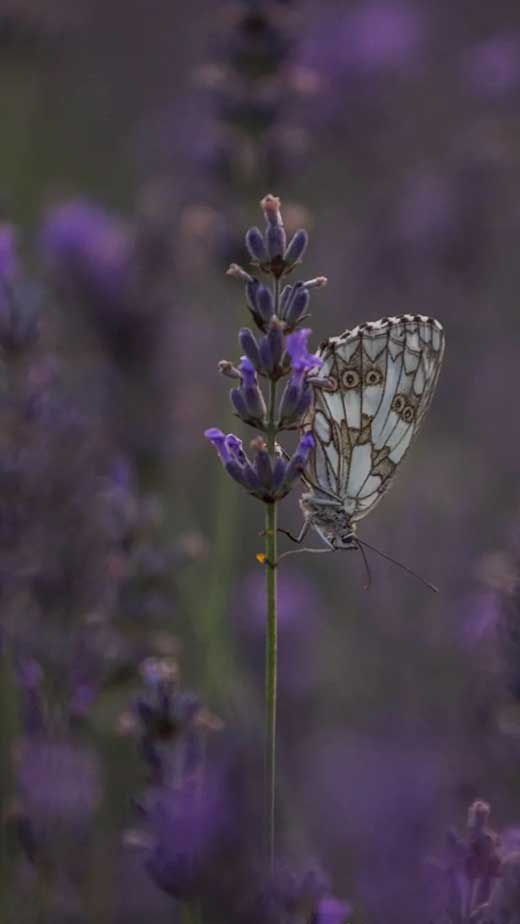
299 491 357 550
300 314 445 548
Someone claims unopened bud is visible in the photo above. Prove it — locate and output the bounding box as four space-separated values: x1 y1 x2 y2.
284 229 308 265
245 227 269 264
230 387 249 419
284 285 310 327
239 328 261 370
256 285 274 324
226 263 254 283
261 194 282 227
303 276 328 289
266 224 286 260
218 360 241 379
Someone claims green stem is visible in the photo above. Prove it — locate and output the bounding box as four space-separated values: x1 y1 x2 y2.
264 275 281 868
264 497 277 868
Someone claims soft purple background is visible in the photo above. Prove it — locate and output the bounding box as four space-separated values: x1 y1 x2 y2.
1 1 520 922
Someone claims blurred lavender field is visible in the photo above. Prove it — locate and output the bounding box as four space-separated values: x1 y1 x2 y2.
1 1 520 922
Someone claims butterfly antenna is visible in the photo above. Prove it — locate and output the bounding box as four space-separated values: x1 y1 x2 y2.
356 537 439 593
356 540 372 591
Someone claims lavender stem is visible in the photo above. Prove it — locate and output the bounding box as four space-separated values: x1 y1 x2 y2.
264 276 280 868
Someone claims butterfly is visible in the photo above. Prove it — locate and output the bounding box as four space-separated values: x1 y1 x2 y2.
281 315 445 587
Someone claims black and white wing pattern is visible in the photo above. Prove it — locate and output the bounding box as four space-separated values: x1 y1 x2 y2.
303 315 445 522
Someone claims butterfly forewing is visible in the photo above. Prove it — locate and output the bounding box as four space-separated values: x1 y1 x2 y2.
304 315 445 521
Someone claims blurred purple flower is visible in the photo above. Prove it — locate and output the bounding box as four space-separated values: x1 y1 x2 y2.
344 0 425 72
0 223 18 283
502 826 520 854
464 33 520 99
141 737 263 910
16 737 102 861
316 895 352 924
302 0 426 78
460 590 499 650
40 199 133 299
301 730 449 922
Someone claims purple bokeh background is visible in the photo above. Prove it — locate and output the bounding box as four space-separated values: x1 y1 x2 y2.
1 1 520 921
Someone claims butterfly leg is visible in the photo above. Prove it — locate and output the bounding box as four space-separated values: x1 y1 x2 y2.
259 522 310 543
277 521 310 544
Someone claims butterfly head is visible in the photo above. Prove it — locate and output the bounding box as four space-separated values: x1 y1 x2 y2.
300 492 357 551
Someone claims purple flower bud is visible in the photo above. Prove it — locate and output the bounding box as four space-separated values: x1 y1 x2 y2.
271 456 287 492
259 335 274 374
284 285 310 327
239 329 261 370
226 459 251 489
284 229 308 265
287 329 323 372
241 463 264 493
225 434 248 466
261 194 282 227
205 429 272 498
253 445 273 488
259 319 285 374
266 224 287 260
238 357 266 422
256 285 274 324
204 428 231 463
245 227 269 264
246 278 260 312
230 387 249 420
282 433 315 487
239 356 257 389
245 280 274 331
267 318 285 368
278 367 306 425
280 285 293 315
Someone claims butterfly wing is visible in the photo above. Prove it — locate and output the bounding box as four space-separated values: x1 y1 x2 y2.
304 315 445 521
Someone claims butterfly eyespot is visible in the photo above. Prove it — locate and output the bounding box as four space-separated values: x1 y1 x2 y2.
402 405 415 423
364 368 382 386
342 369 360 390
392 394 406 414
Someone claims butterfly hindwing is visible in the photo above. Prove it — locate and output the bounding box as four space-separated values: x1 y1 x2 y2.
305 315 445 521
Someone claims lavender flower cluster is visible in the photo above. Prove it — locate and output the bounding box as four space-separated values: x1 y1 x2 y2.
205 194 326 503
130 657 349 924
